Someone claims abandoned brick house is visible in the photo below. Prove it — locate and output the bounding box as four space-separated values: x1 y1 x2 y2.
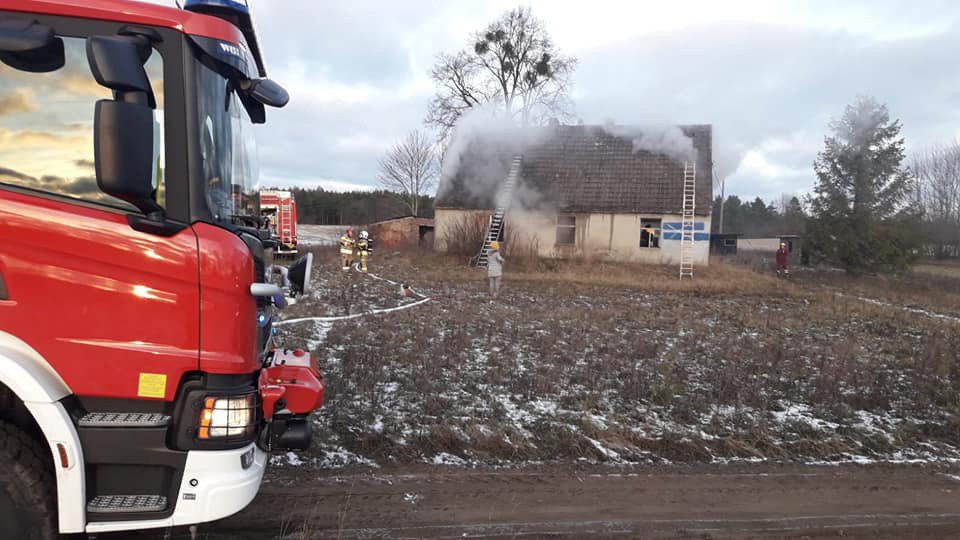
434 124 714 265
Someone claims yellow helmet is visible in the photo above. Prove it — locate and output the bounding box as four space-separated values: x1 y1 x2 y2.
490 241 499 250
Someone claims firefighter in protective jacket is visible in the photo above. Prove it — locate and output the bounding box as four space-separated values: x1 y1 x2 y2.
339 227 355 271
357 230 372 272
776 242 790 276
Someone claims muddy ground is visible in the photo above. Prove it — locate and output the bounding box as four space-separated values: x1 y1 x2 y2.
117 462 960 539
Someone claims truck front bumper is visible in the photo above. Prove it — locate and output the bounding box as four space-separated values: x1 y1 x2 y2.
172 442 268 525
85 443 267 534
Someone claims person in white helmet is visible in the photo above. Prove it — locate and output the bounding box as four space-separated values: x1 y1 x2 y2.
776 242 790 277
357 230 372 272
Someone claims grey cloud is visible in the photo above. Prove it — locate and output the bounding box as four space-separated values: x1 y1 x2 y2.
254 2 445 86
0 167 108 201
60 176 100 196
257 92 429 186
0 166 31 181
574 19 960 201
0 89 36 116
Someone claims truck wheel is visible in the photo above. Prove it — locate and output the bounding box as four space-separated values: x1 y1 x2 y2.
0 420 58 539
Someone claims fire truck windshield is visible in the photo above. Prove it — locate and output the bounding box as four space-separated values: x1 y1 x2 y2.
196 58 260 223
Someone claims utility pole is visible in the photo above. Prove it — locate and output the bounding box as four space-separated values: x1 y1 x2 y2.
714 166 726 234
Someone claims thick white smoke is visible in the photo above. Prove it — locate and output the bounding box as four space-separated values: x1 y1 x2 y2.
439 111 739 214
437 105 551 210
606 124 696 163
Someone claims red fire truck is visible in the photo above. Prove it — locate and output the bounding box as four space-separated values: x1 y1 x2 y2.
0 0 323 537
259 190 298 255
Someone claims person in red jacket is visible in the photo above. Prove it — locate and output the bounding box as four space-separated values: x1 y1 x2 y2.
776 242 790 276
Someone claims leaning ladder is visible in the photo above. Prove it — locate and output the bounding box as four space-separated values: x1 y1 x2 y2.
679 162 696 279
476 155 522 267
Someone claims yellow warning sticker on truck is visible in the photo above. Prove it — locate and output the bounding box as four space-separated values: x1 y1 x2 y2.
137 373 167 399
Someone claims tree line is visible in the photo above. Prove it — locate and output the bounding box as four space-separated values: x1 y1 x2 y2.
287 187 434 225
711 194 806 237
913 142 960 259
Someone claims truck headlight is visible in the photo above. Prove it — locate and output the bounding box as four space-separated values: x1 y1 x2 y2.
198 394 256 439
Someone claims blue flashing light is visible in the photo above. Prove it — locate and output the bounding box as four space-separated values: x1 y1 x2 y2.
256 312 268 326
183 0 250 14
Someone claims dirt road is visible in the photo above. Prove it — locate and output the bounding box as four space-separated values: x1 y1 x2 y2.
116 463 960 539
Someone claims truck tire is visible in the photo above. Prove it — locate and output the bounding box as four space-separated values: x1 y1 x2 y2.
0 420 58 539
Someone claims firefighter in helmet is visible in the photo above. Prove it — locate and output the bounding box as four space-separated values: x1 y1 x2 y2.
357 230 372 272
776 242 790 277
339 227 355 271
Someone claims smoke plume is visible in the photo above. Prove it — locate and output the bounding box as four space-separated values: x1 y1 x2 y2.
606 124 696 163
438 105 551 212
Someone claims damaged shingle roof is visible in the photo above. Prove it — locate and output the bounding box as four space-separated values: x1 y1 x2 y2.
435 124 713 215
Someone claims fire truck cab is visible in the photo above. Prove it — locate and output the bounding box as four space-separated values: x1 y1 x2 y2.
0 0 322 537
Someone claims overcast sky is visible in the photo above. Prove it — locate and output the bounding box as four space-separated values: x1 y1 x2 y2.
149 0 960 203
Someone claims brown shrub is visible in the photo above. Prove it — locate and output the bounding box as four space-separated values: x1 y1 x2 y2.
441 214 487 257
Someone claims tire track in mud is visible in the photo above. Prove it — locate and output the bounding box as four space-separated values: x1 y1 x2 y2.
117 464 960 539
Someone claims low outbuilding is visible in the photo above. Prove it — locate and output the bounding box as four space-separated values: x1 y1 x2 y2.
366 216 435 249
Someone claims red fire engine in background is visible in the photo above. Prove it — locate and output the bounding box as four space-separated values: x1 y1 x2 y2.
259 190 299 255
0 0 322 537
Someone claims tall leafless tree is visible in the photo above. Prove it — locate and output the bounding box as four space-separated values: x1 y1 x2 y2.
912 141 960 258
426 6 577 139
377 130 438 217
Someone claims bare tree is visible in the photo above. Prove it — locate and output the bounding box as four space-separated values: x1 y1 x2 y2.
377 130 438 217
912 141 960 258
426 6 577 138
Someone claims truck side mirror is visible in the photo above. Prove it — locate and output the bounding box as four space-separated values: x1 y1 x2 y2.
87 35 161 217
235 77 288 124
243 78 289 108
0 17 64 73
87 35 156 106
94 101 160 216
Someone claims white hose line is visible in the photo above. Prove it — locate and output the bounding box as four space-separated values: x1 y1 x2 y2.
354 263 427 298
274 266 431 326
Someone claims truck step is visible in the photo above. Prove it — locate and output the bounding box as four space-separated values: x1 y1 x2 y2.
87 494 167 514
78 412 171 428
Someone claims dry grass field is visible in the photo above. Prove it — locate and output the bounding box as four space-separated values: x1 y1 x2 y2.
273 248 960 468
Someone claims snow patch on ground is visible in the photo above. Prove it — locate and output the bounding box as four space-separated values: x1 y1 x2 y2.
838 293 960 324
770 403 840 431
431 452 467 465
272 443 379 469
305 321 332 351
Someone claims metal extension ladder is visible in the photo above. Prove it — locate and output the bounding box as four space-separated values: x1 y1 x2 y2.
476 155 522 267
279 198 294 243
679 161 696 279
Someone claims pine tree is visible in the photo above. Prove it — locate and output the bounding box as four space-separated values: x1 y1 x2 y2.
807 96 920 274
783 196 806 234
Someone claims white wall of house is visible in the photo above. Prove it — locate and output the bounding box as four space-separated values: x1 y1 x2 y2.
436 208 712 265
